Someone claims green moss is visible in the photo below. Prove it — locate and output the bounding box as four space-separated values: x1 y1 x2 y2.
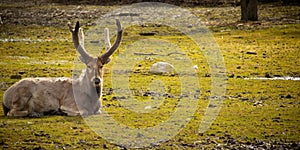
216 24 300 77
0 7 299 149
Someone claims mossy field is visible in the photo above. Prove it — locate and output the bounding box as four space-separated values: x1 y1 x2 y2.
0 1 300 149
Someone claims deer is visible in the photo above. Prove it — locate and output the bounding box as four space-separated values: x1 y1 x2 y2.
2 19 123 117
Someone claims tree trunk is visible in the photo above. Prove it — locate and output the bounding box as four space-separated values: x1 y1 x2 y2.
241 0 258 21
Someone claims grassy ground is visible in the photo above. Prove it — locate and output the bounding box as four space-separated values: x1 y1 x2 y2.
0 1 299 149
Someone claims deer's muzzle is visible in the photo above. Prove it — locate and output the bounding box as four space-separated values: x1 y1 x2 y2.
93 78 101 85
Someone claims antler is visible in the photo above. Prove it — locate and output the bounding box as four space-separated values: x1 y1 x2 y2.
100 19 123 64
79 28 85 48
104 28 111 51
68 20 122 64
68 21 92 63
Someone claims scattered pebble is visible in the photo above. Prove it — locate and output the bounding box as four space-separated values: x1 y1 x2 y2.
246 51 257 55
144 106 152 109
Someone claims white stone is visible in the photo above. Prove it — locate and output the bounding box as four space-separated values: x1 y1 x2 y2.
150 62 174 74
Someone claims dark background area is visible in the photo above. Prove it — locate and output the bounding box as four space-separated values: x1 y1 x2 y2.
3 0 300 6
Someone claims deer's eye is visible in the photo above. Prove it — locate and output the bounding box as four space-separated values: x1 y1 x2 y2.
87 65 92 69
99 66 103 69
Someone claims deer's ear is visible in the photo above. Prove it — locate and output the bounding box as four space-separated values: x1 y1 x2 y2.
98 56 111 65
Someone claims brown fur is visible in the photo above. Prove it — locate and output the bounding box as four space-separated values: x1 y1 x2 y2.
2 77 100 117
2 20 123 117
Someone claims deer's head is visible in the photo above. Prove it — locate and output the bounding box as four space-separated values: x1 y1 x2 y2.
69 20 123 89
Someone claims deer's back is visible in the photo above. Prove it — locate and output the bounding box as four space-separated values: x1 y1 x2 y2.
3 77 74 113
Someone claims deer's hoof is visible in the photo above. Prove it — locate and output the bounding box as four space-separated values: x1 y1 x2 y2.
28 112 43 118
94 109 102 115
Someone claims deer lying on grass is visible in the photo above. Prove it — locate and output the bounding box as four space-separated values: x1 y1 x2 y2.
2 19 123 117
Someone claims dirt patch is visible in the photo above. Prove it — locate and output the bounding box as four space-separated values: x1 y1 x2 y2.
0 1 299 29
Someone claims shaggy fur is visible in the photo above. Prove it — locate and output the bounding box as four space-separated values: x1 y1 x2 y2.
2 20 122 117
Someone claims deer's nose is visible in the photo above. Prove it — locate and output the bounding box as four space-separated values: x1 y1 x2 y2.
93 78 101 85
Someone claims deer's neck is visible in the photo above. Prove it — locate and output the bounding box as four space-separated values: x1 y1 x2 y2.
76 72 101 98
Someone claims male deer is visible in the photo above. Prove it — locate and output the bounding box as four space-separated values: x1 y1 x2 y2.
2 19 123 117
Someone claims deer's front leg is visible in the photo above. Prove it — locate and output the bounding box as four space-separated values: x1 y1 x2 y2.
7 109 29 117
28 112 43 118
44 108 68 116
60 106 80 116
94 109 102 115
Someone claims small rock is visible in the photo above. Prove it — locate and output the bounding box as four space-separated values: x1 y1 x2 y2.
103 144 108 149
272 117 281 122
205 73 211 77
236 24 244 28
246 51 257 55
233 35 243 39
144 106 151 109
18 71 26 75
0 140 5 145
150 142 158 147
228 74 234 78
286 94 292 99
137 133 143 138
208 104 216 108
150 62 174 74
143 92 151 96
90 40 99 43
33 146 45 150
0 82 8 89
139 32 156 36
260 97 267 100
116 96 126 99
118 13 139 17
291 142 298 148
265 73 272 78
241 97 249 101
10 75 21 79
193 65 198 70
253 101 263 106
273 74 281 77
280 105 286 108
236 75 242 78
